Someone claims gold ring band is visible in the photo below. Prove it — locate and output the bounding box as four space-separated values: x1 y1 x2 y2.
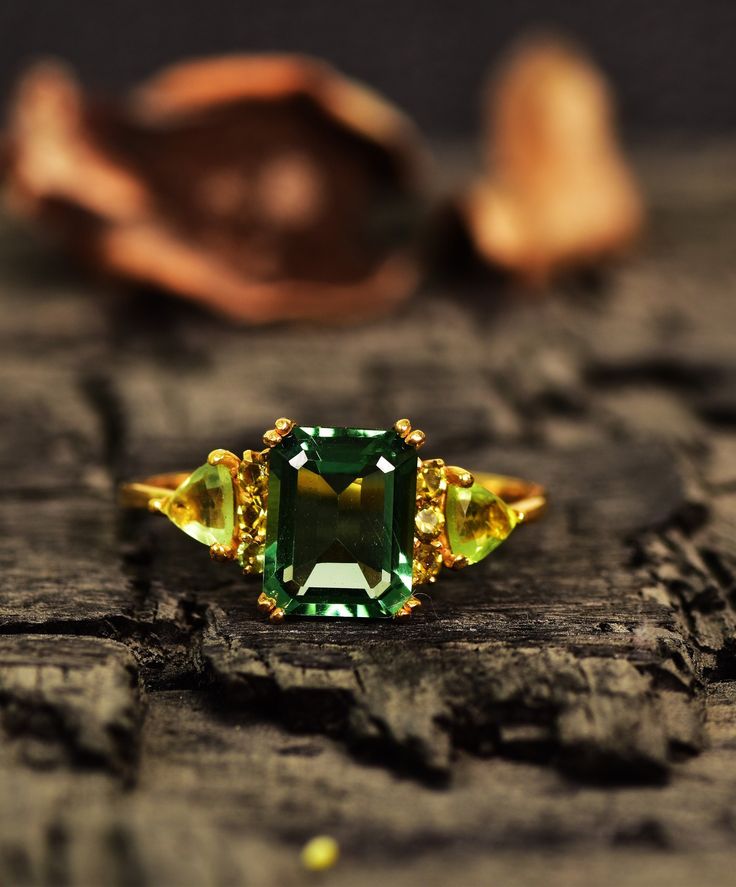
120 419 547 621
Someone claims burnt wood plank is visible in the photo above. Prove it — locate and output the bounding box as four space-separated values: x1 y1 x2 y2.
1 143 736 885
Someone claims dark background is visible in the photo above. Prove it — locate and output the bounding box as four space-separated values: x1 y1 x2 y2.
1 0 735 136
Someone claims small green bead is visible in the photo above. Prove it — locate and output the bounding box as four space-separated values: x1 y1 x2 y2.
446 481 517 564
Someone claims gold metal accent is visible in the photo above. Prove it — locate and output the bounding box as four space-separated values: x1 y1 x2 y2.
405 429 426 449
207 448 241 477
263 429 283 447
210 542 237 561
443 551 469 570
274 417 296 436
446 466 474 488
395 592 423 617
257 590 284 623
264 417 296 446
394 417 425 449
118 472 190 510
257 591 277 614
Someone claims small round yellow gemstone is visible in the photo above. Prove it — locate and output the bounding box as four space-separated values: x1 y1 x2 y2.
238 456 265 487
301 836 340 871
238 501 261 527
239 535 265 574
415 506 444 540
413 541 443 584
417 462 446 500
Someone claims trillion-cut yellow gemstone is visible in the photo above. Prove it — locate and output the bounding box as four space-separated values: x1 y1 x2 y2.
162 463 234 547
446 481 518 564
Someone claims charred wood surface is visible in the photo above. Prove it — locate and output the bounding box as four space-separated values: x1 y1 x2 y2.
1 143 736 885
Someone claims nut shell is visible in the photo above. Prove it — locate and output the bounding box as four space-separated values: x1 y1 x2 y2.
4 55 428 323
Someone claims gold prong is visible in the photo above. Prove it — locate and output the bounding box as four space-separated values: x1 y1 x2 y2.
446 466 474 488
443 551 469 570
407 596 422 609
148 497 166 513
257 591 277 614
269 607 286 623
208 449 241 477
210 542 237 561
395 604 413 619
405 429 426 449
274 417 296 436
263 429 283 448
394 418 411 437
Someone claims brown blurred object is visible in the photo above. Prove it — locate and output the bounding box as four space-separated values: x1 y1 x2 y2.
3 55 427 323
463 38 644 285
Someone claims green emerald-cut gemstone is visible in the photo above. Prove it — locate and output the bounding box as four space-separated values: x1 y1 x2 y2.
264 426 417 617
446 481 518 564
162 463 235 547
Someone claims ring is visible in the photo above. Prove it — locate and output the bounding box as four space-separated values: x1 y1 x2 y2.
120 420 546 621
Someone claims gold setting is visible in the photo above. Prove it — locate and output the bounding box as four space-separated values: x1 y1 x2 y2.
245 419 297 619
237 448 270 577
445 466 474 488
394 418 426 450
119 417 546 623
263 417 296 448
210 541 237 562
274 417 296 435
207 448 241 477
412 458 449 588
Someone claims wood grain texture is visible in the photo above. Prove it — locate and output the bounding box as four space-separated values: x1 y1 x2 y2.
1 142 736 886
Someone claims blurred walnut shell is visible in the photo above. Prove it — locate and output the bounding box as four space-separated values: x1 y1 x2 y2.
463 38 644 285
4 55 428 323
